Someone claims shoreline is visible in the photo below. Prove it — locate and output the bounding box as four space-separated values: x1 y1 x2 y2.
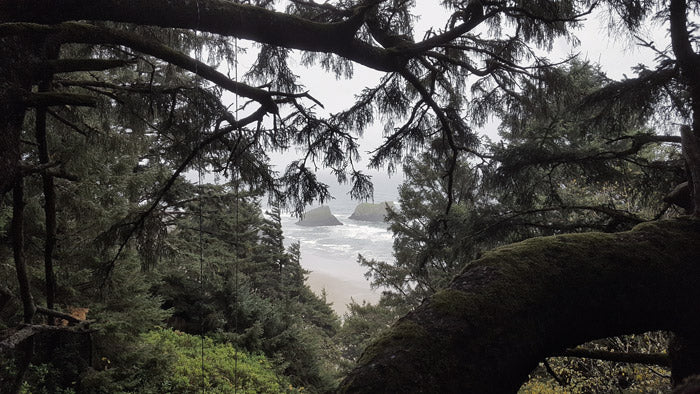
305 270 380 316
299 250 380 316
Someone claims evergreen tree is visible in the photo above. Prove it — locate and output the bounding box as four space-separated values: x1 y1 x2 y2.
353 60 681 391
2 0 700 391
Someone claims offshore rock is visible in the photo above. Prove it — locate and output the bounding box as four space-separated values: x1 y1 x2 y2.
349 202 394 222
296 206 343 226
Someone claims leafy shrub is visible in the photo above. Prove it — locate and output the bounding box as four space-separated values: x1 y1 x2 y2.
142 329 300 393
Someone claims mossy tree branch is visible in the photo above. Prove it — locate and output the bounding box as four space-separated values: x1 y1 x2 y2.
340 219 700 393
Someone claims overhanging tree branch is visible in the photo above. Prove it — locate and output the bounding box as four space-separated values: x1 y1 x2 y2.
0 22 278 114
0 0 403 71
18 91 98 107
101 105 268 280
44 58 135 73
0 0 501 73
0 324 93 353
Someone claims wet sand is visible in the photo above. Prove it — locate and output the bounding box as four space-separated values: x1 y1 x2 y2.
305 270 380 316
300 250 380 316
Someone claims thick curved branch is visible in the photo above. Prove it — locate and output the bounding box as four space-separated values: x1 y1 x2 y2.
18 91 98 107
0 0 354 45
0 0 499 73
44 58 134 73
0 0 404 71
340 219 700 392
0 324 93 352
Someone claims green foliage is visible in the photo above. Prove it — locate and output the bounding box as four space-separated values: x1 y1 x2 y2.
522 333 671 393
354 60 683 390
334 299 407 370
2 1 696 392
154 187 341 392
18 364 77 394
141 329 298 394
364 61 683 312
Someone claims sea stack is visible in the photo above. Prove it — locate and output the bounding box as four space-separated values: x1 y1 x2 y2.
296 206 343 226
349 201 394 222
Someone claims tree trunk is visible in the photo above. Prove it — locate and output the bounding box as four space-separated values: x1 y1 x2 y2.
670 329 700 386
670 0 700 216
12 178 36 324
0 36 32 197
339 219 700 393
36 40 59 314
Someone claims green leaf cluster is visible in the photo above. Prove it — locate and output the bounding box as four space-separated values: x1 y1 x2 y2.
140 329 299 394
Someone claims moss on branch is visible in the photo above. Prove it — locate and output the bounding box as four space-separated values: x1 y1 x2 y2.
340 219 700 393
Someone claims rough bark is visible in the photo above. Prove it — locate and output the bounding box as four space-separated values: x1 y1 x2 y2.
339 219 700 393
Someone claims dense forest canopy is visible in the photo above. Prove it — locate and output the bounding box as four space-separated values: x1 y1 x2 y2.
1 0 700 392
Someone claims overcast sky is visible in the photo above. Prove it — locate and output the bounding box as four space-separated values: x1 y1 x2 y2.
214 4 672 204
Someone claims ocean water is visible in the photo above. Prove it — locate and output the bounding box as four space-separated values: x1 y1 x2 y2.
278 173 401 314
281 212 394 276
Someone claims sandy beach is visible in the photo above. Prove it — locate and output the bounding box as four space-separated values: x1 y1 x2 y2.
299 249 381 316
305 270 380 316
